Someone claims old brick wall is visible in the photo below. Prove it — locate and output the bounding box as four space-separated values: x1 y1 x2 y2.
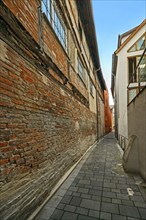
0 1 99 219
0 37 97 219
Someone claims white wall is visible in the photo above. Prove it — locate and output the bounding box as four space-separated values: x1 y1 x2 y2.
116 24 146 139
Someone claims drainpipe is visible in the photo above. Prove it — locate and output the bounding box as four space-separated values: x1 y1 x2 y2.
96 89 99 141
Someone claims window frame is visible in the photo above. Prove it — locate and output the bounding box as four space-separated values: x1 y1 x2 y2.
128 33 146 53
42 0 67 51
78 56 85 82
128 55 146 84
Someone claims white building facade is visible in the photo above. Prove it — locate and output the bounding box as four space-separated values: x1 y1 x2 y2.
111 19 146 143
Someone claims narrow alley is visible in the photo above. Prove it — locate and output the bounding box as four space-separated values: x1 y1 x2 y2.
35 133 146 220
0 1 146 220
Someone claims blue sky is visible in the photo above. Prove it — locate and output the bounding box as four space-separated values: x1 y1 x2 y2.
92 0 146 104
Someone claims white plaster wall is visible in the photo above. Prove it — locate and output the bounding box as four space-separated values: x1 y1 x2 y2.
116 24 146 139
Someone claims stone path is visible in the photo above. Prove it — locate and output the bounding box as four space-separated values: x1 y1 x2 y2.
35 133 146 220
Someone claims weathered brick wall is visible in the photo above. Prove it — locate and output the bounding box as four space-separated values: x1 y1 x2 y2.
0 1 101 219
3 0 40 43
0 38 97 219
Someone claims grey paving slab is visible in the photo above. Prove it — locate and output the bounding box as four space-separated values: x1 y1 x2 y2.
80 199 100 211
100 211 112 220
88 210 100 218
138 207 146 219
101 202 119 214
112 214 127 220
34 133 146 220
70 196 82 206
119 205 140 218
78 215 97 220
50 209 64 220
61 211 78 220
75 207 88 215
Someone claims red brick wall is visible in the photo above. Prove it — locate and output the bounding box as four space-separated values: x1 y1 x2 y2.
0 1 98 219
3 0 40 43
0 28 97 220
104 90 112 133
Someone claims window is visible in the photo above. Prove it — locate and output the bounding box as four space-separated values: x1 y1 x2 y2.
90 80 94 96
128 57 136 83
137 56 146 82
78 57 85 81
128 56 146 83
42 0 67 50
128 34 145 52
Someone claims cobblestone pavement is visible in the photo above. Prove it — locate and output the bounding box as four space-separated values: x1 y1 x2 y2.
35 133 146 220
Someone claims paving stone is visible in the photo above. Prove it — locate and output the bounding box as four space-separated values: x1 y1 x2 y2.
121 200 134 206
129 185 140 191
78 179 90 185
65 190 72 196
51 209 64 220
34 133 146 220
103 182 116 188
64 204 76 212
93 186 103 191
88 210 100 218
70 196 82 206
45 195 62 208
72 192 81 197
127 218 141 220
77 215 97 220
69 186 78 192
80 199 100 211
78 188 89 194
61 195 72 204
102 197 111 203
112 198 122 204
100 211 111 220
112 214 127 220
119 205 140 218
75 207 88 215
138 207 146 219
89 189 102 196
134 201 146 208
117 184 129 189
76 184 85 188
61 211 78 220
81 193 91 199
131 195 144 202
57 203 65 210
117 193 130 200
91 180 103 187
101 202 119 214
84 185 92 189
103 187 111 192
111 188 121 193
103 191 116 199
91 195 102 201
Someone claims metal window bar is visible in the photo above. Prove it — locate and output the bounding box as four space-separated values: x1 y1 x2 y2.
128 48 146 86
42 0 67 51
128 47 146 102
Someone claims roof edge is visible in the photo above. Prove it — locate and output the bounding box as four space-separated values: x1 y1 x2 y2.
115 19 146 54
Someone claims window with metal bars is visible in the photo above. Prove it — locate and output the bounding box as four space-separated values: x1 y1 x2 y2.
42 0 67 51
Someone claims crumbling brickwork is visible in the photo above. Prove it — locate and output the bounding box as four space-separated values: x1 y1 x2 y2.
0 0 105 219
